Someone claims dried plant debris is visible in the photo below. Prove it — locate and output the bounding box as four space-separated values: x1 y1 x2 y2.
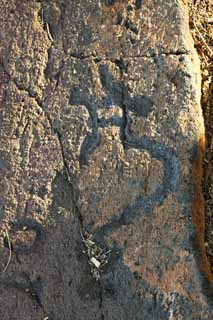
80 229 111 281
189 1 213 265
2 229 12 273
189 0 213 67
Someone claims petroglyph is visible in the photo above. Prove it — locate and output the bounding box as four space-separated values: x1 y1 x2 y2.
69 64 180 246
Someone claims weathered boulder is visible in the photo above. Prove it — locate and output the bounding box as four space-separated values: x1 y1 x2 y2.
0 1 212 319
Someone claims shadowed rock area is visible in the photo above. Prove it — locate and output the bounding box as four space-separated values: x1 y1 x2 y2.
0 0 212 319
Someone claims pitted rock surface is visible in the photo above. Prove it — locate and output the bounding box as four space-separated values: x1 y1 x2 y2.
0 1 212 319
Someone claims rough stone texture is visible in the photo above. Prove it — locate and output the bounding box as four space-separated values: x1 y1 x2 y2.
0 0 212 319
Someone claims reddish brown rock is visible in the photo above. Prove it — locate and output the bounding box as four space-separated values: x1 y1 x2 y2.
0 1 212 319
